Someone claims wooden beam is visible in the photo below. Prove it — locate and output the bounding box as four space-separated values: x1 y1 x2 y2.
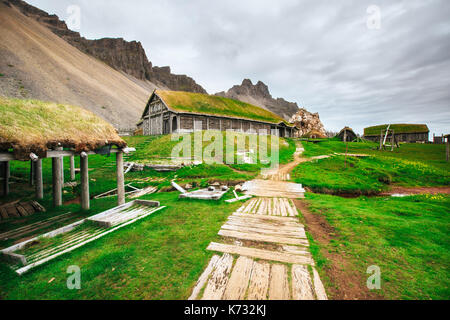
2 161 10 196
70 156 75 181
52 156 62 207
35 159 43 199
80 154 90 210
116 151 125 205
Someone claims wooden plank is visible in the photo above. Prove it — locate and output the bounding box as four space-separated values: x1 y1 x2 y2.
287 199 298 216
282 245 310 255
222 256 254 300
16 205 29 217
207 242 314 265
201 253 234 300
291 264 315 300
226 217 305 232
268 264 290 300
221 223 307 239
188 255 220 300
219 229 309 246
312 267 328 300
0 207 8 220
279 198 288 217
247 261 270 300
232 212 300 224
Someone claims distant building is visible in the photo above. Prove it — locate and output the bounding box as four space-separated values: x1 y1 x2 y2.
336 127 357 142
138 90 297 137
364 124 429 143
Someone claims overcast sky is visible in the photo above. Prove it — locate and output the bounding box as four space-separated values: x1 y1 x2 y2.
29 0 450 136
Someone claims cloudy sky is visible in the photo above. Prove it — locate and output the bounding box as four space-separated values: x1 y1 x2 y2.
29 0 450 135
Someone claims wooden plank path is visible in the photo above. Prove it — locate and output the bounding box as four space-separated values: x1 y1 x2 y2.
189 197 327 300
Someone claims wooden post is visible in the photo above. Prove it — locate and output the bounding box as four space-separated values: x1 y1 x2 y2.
1 161 10 196
391 130 395 152
446 137 449 162
379 130 383 150
80 153 90 210
116 151 125 205
52 156 62 207
29 160 35 186
343 129 347 142
70 156 75 181
35 159 43 199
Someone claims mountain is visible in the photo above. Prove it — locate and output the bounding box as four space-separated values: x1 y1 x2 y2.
5 0 206 94
215 79 300 120
0 1 154 127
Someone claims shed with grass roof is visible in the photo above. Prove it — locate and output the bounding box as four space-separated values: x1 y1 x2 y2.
138 90 297 137
364 124 429 143
0 96 134 209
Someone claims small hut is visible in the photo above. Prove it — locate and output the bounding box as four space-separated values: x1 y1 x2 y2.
364 124 429 143
336 127 357 142
0 97 133 210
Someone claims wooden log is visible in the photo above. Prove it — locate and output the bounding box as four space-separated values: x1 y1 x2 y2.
70 156 75 181
116 151 125 205
80 154 90 210
35 159 43 199
52 156 62 207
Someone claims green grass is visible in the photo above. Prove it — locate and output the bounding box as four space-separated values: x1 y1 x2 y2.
0 192 242 299
0 133 297 299
292 140 449 194
304 193 450 300
364 124 429 136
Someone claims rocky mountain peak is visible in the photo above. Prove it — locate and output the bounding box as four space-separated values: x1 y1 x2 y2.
6 0 206 94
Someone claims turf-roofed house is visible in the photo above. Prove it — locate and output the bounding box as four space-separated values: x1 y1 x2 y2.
0 97 133 210
138 90 297 137
363 124 430 143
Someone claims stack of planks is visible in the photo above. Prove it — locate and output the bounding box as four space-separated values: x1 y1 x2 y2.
1 200 166 275
0 200 46 221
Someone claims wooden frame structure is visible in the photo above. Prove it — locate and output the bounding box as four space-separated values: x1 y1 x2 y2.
0 147 134 210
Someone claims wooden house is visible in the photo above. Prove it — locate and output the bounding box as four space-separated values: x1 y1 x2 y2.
138 90 297 137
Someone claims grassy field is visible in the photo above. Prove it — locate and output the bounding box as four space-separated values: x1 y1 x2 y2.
0 192 241 299
0 133 296 299
305 193 450 300
292 139 449 194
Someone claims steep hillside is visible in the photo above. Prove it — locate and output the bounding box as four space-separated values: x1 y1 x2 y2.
0 2 155 127
5 0 206 94
216 79 300 120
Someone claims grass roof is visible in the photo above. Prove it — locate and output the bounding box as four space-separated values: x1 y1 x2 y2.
155 90 290 125
364 124 429 136
0 96 126 160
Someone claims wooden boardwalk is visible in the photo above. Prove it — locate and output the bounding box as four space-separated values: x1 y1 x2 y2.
189 198 327 300
189 143 327 300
